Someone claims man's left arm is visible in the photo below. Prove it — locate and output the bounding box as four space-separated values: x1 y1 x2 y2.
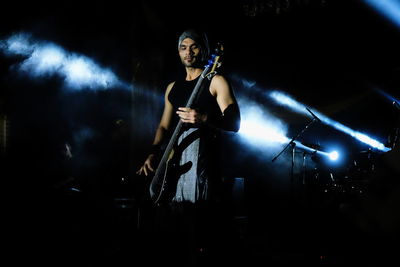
210 75 241 132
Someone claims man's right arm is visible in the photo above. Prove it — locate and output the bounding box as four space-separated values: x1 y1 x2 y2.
137 82 175 176
151 83 174 148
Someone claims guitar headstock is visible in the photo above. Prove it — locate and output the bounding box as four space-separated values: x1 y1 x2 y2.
204 42 224 78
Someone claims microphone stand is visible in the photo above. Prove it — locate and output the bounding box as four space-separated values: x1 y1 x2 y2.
392 101 400 149
271 118 319 203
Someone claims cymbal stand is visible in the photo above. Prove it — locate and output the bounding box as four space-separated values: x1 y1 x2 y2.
271 118 318 202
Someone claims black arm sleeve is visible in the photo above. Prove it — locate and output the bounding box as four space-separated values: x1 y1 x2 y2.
207 103 241 132
149 144 162 155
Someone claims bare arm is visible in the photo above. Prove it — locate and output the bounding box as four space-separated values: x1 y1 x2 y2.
151 82 175 147
211 75 236 109
137 82 175 176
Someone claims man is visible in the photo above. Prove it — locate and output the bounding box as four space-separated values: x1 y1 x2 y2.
137 28 240 266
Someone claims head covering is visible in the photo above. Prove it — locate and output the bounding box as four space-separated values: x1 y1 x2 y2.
177 29 210 64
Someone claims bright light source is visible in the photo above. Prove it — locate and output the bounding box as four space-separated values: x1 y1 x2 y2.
328 151 339 161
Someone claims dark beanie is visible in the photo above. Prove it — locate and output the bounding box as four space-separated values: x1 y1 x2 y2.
177 29 210 63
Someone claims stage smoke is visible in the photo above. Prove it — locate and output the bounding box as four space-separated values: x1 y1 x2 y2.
0 32 131 91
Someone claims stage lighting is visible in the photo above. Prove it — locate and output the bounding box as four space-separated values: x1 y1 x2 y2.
269 90 390 152
328 151 339 161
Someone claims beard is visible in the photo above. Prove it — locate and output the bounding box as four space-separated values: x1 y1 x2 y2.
181 55 203 68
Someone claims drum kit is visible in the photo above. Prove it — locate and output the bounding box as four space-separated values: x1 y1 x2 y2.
301 145 380 207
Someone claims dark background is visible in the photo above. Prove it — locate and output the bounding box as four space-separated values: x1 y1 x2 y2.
1 0 400 266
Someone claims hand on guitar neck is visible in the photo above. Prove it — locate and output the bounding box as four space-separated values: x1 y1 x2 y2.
137 105 207 177
176 107 208 125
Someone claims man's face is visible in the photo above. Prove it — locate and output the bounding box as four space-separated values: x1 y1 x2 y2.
178 38 201 67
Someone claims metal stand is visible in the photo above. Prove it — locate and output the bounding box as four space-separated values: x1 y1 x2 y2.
271 118 318 202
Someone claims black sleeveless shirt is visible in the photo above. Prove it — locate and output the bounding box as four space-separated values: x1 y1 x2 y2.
168 76 221 128
167 75 224 202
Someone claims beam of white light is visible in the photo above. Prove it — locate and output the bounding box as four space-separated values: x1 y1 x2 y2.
269 91 309 116
62 56 119 89
269 90 391 152
0 32 130 91
375 88 400 110
238 98 290 146
237 97 337 161
19 43 65 76
376 88 399 103
0 33 33 56
362 0 400 28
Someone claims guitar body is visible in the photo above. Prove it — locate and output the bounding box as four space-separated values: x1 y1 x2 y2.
150 145 196 204
149 149 180 204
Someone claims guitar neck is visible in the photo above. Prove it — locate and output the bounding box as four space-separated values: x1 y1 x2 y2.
158 120 183 165
156 70 209 166
184 71 206 108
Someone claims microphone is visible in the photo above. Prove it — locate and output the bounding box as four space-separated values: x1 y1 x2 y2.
306 107 322 123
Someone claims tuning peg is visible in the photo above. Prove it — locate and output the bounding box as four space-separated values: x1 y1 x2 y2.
215 43 224 55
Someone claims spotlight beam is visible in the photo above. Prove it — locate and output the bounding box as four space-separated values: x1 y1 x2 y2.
237 96 335 161
362 0 400 29
0 32 131 91
269 90 391 152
